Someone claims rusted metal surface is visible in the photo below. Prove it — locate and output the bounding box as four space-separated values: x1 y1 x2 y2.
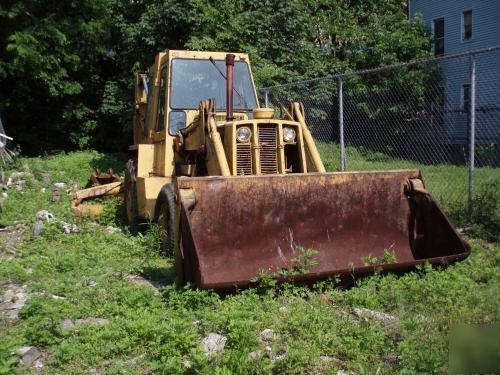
85 168 121 188
225 54 235 121
72 181 123 218
177 170 469 289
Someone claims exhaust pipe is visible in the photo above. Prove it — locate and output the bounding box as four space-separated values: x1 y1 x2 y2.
225 54 235 121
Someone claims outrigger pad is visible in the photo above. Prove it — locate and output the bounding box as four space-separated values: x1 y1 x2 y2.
177 171 469 289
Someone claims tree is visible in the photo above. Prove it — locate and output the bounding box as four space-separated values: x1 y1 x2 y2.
0 0 431 154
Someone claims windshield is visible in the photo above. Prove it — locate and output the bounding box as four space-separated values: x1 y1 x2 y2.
170 58 258 110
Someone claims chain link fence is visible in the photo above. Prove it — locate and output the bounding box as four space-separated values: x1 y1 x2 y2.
259 47 500 230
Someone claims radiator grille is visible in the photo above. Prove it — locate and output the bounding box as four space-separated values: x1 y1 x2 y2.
236 142 252 175
258 125 278 174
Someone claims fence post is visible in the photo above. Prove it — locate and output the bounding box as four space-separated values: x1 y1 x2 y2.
338 76 346 171
264 89 269 108
467 54 476 221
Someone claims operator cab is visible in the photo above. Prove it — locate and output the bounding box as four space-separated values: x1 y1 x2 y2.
169 57 258 134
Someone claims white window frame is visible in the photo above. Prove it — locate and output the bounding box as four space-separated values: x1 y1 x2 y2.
461 10 473 42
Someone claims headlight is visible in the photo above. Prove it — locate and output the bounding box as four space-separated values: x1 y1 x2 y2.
236 127 251 143
283 127 296 143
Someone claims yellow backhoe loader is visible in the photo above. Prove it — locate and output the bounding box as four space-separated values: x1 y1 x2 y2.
124 50 469 289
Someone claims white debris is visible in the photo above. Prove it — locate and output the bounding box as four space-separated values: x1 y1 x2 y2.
53 182 66 189
279 306 287 312
259 328 276 343
105 226 121 234
200 333 227 360
182 360 192 369
353 307 399 327
36 210 54 221
60 221 79 234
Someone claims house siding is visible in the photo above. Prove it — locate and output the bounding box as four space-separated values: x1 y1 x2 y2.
409 0 500 145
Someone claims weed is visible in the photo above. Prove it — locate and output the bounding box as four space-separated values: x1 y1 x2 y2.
362 249 397 267
280 246 319 277
0 151 497 374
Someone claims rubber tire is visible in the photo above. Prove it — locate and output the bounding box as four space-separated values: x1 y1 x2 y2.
124 158 139 233
154 184 176 256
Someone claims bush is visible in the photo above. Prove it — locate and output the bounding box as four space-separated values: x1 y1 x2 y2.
472 179 499 242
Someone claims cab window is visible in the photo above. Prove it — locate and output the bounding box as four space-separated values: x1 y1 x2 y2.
169 111 186 135
156 66 167 131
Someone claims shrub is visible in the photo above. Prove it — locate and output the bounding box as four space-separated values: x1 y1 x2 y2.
472 179 499 242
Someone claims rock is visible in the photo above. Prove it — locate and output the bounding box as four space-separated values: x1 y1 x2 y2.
182 360 192 369
88 280 97 288
36 210 54 221
124 273 164 295
33 358 45 370
264 346 286 363
33 221 44 237
320 356 342 364
40 188 46 193
10 172 33 180
382 354 401 365
53 182 66 189
200 333 227 360
14 180 25 191
60 319 73 329
337 370 356 375
60 221 79 234
52 187 60 202
105 226 121 234
0 283 28 319
41 172 50 184
123 354 146 366
259 328 276 343
61 317 110 329
352 307 398 327
247 350 263 361
18 346 40 367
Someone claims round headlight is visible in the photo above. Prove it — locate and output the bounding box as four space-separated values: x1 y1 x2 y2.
283 127 296 143
236 127 251 143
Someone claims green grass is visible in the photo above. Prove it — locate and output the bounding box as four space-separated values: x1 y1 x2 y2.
0 151 498 374
318 142 500 237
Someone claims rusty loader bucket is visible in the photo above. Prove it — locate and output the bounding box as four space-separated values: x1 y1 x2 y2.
176 170 469 289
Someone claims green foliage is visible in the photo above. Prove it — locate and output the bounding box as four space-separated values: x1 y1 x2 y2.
0 151 498 373
471 179 499 242
362 249 397 267
1 0 431 154
280 246 319 276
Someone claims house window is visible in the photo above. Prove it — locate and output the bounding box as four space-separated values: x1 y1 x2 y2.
462 84 471 112
462 10 472 41
433 18 444 56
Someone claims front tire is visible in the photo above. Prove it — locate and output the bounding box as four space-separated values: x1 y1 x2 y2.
124 158 139 233
154 184 176 256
